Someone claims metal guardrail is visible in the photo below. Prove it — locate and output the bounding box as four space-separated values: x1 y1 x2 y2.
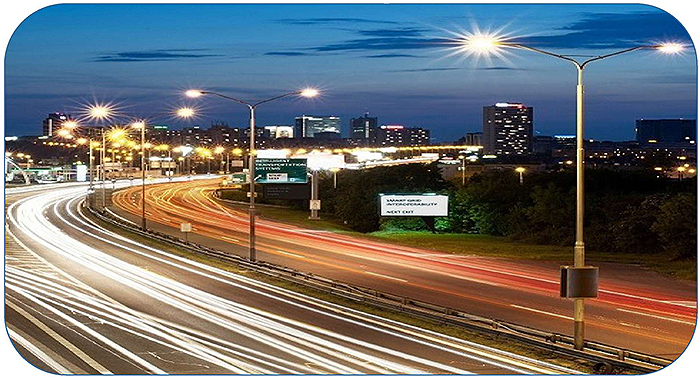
88 205 674 373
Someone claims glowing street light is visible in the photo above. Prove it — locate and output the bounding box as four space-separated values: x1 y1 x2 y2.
63 120 78 129
455 29 684 350
657 42 684 54
515 166 526 185
184 87 320 261
300 88 320 98
176 107 195 118
185 89 203 98
88 105 113 121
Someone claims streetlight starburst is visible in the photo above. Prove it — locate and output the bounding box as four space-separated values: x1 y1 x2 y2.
657 42 684 55
176 107 196 119
87 104 114 121
299 88 320 98
185 89 204 98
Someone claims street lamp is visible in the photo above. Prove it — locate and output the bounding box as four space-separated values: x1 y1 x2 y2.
515 166 526 185
185 87 320 261
460 32 684 350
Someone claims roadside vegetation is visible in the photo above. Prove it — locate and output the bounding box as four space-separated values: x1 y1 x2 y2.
219 163 696 280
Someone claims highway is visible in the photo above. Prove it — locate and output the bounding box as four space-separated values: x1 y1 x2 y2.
111 178 697 359
4 180 578 374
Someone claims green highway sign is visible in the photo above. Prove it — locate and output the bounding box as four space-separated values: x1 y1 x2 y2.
230 173 247 183
255 158 308 184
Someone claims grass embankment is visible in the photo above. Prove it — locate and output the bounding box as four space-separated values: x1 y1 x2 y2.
85 207 597 373
218 195 696 281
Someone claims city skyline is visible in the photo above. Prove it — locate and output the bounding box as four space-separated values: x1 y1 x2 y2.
5 4 696 141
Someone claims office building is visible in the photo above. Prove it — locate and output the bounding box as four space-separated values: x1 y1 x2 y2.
636 119 696 146
295 115 341 139
350 112 378 145
464 132 483 146
42 112 73 137
376 125 430 146
483 103 533 155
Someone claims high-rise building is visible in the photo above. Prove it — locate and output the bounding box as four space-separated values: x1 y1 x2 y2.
294 115 341 139
464 132 483 146
376 125 430 146
350 112 378 146
636 119 696 146
483 103 533 155
42 112 73 137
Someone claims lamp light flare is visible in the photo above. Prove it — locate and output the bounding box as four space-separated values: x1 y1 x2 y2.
63 121 78 129
132 121 146 129
185 89 203 98
299 88 320 98
657 43 683 54
176 107 195 118
88 105 112 120
465 34 501 52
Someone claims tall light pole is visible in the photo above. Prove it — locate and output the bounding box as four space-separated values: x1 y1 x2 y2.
130 121 148 229
460 34 683 350
185 88 319 261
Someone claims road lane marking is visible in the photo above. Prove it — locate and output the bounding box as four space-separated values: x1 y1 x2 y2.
616 308 696 325
510 304 573 321
7 327 72 374
6 299 112 374
364 271 408 283
221 236 240 243
276 250 305 259
660 300 697 309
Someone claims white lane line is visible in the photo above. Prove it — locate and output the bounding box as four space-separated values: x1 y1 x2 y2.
6 299 112 374
221 236 240 243
510 304 573 321
276 250 305 259
616 308 696 326
364 271 408 283
660 300 697 309
7 327 71 374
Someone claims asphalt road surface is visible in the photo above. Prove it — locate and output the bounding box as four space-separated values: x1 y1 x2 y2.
111 178 697 360
5 180 577 374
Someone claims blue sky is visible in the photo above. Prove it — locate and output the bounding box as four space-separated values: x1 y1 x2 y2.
4 3 696 141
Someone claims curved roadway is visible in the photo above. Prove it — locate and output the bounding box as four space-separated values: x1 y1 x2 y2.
111 178 697 359
5 180 577 374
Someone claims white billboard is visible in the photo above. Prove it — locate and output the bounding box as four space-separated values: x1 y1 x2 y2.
380 194 449 217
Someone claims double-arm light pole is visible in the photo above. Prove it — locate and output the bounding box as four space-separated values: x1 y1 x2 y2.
460 34 683 350
185 88 319 261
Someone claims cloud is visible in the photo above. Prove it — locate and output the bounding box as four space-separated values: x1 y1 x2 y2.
312 36 448 52
473 66 530 71
93 49 222 62
265 51 310 56
276 17 398 25
305 11 689 56
364 53 425 58
520 11 689 49
356 27 430 37
388 67 461 73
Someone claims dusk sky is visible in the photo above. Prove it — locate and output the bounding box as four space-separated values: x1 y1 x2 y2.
4 3 696 141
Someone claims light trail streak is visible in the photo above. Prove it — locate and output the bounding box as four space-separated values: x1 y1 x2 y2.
106 179 697 357
5 182 578 374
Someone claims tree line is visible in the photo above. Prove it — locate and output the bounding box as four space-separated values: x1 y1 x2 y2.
223 163 696 260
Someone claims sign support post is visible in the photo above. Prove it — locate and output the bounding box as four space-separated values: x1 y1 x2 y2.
309 170 320 220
